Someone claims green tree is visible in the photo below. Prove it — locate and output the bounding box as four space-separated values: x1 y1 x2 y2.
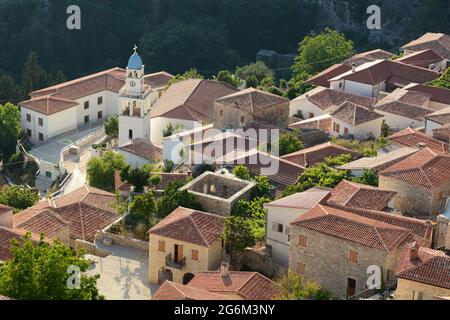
104 116 119 139
324 154 353 167
276 131 304 156
21 51 50 94
120 166 150 193
149 174 162 187
87 151 127 191
52 70 67 85
157 180 202 219
236 61 274 83
0 234 103 300
252 175 271 198
126 191 158 229
0 74 19 104
234 197 271 241
245 75 259 88
381 119 391 138
0 186 39 211
0 103 21 162
276 270 331 300
222 216 255 265
232 165 251 181
351 169 379 187
215 70 240 87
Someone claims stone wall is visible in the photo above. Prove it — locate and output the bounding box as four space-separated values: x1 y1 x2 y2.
74 239 110 257
95 230 148 252
237 247 287 279
300 129 330 148
289 225 396 300
395 278 450 300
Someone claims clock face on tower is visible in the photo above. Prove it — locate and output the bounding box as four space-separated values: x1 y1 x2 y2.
130 81 136 87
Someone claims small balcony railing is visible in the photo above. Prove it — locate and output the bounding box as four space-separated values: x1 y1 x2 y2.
165 253 186 270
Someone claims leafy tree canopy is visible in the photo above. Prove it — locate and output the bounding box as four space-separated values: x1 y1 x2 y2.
104 116 119 139
351 169 379 187
236 61 274 83
276 270 331 300
276 131 304 156
0 103 21 162
87 151 127 192
0 186 39 211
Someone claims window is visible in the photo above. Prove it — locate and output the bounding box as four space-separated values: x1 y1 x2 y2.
240 116 245 123
339 82 343 88
38 133 44 141
26 129 32 137
297 262 305 275
97 96 103 105
97 111 103 119
219 110 224 117
191 250 199 261
298 235 307 247
84 101 89 109
26 114 31 122
84 115 89 124
129 129 133 140
344 127 349 134
309 112 315 118
38 117 43 126
348 250 358 264
333 123 340 133
272 222 283 233
158 241 165 252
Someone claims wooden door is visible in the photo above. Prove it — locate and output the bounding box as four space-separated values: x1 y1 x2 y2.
176 245 183 263
347 278 356 298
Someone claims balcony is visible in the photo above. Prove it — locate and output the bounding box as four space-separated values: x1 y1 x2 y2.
165 253 186 270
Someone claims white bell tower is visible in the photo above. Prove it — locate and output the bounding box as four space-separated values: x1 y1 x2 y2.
118 45 152 147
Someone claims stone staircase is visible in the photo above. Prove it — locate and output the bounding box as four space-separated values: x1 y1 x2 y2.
35 175 54 196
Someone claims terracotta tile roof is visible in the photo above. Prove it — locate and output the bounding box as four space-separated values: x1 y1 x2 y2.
149 207 224 247
118 138 162 161
281 142 360 167
143 71 174 89
404 83 450 105
388 127 449 153
0 204 12 214
305 64 352 87
379 147 450 188
215 150 304 187
312 202 433 240
330 60 440 86
402 33 450 59
291 205 412 252
396 243 450 289
265 187 331 209
215 87 288 113
349 49 394 66
0 226 49 262
329 180 397 211
426 107 450 125
289 114 333 132
298 86 377 111
395 49 443 68
153 281 233 300
375 101 434 121
187 271 281 300
21 68 126 115
13 186 118 242
331 101 384 126
150 79 238 122
338 147 419 171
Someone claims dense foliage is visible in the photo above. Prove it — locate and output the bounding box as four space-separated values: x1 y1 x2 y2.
276 270 331 300
0 234 103 300
0 103 22 162
0 186 39 211
156 180 203 219
86 151 127 191
428 67 450 89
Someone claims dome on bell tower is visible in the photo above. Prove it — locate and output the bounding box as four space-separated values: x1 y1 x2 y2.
127 45 143 70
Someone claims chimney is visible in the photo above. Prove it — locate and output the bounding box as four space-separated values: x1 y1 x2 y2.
410 242 420 260
220 261 230 278
416 142 427 149
0 205 13 228
424 219 433 240
352 62 356 73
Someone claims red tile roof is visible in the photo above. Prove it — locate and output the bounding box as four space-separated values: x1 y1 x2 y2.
13 186 118 242
289 115 333 132
144 71 174 89
433 124 450 143
292 205 413 252
396 243 450 289
380 147 450 188
149 207 224 247
395 49 443 68
301 87 377 111
19 95 79 115
305 64 352 87
349 49 394 66
375 100 434 122
329 180 397 211
388 127 449 153
153 281 232 300
330 60 440 86
0 204 12 214
187 271 281 300
150 79 238 122
402 33 450 59
426 107 450 126
404 83 450 105
118 138 162 161
281 142 360 167
0 226 49 262
215 87 288 112
331 101 384 126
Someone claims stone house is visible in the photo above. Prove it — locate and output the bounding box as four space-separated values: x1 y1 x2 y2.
379 148 450 216
178 171 255 216
289 204 432 300
401 33 450 60
213 88 289 129
148 207 225 285
388 127 449 153
394 243 450 300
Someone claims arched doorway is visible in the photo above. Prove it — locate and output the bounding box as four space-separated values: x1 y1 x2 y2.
182 272 195 285
158 267 173 284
